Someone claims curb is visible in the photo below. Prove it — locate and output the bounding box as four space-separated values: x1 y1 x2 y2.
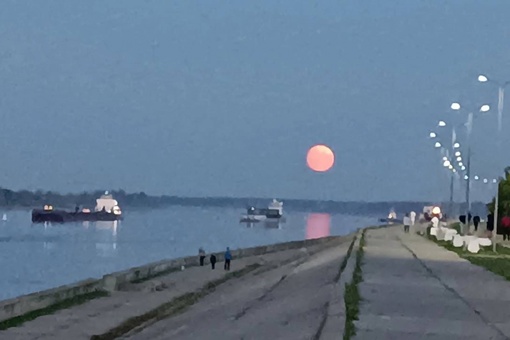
319 229 362 339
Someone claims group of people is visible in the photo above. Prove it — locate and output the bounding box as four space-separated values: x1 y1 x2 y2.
198 247 232 270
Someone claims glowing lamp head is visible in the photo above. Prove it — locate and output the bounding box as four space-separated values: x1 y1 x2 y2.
306 144 335 172
478 74 488 83
432 206 441 215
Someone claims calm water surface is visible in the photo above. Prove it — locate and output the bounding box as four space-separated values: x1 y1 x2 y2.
0 207 379 300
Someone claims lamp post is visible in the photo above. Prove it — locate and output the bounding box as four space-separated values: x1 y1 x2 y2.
493 177 501 252
478 75 510 132
434 119 466 218
450 102 491 235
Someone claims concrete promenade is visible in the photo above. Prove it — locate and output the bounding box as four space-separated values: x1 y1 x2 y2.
5 225 510 339
0 236 354 340
355 226 510 339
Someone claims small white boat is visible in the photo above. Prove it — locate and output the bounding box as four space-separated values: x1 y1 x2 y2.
240 199 285 223
379 209 399 223
2 213 6 222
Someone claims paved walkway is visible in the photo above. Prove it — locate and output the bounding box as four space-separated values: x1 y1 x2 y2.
354 226 510 339
0 237 349 340
125 240 352 340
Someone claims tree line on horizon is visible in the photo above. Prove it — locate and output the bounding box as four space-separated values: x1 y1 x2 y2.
0 187 489 215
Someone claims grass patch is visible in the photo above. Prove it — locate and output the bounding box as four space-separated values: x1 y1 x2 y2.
334 236 357 283
343 230 365 340
91 263 262 340
0 290 108 330
465 257 510 280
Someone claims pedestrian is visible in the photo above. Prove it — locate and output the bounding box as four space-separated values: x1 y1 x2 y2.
224 247 232 271
210 253 217 270
473 216 480 233
403 213 411 233
410 211 416 226
487 213 494 238
502 216 510 241
198 247 206 266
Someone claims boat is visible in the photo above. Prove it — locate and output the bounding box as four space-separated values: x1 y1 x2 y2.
240 199 285 223
31 191 122 223
379 209 400 223
1 213 6 222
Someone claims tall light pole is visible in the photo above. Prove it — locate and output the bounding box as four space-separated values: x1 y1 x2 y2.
450 102 491 235
478 75 510 132
434 118 466 218
493 177 501 252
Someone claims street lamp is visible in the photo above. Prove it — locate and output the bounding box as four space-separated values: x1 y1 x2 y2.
491 175 505 252
450 102 491 234
451 102 461 110
478 74 510 131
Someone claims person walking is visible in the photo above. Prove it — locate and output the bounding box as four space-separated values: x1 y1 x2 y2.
403 213 411 233
473 216 481 233
410 211 416 226
210 253 217 270
198 247 206 266
224 247 232 271
501 216 510 241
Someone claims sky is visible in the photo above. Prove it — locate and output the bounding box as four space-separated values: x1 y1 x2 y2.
1 0 510 202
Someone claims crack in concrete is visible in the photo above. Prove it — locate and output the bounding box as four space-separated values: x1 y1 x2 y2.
313 302 330 340
232 274 287 321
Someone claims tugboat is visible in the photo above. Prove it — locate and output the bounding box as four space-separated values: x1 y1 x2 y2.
240 199 285 223
31 191 122 223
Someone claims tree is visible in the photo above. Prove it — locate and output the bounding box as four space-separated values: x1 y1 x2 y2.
487 166 510 217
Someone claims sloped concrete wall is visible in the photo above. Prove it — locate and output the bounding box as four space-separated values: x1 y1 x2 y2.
0 234 351 322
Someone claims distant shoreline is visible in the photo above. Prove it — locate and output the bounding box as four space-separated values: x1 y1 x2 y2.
0 187 487 215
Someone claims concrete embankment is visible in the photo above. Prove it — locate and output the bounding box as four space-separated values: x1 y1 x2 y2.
0 232 362 339
0 235 342 324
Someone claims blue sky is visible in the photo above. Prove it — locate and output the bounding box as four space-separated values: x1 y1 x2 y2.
0 0 509 201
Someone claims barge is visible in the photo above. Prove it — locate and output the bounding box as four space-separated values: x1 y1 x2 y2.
32 192 122 223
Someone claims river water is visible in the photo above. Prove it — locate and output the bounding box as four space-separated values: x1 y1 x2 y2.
0 207 379 300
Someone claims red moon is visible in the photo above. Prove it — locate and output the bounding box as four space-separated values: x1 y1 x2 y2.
307 145 334 172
